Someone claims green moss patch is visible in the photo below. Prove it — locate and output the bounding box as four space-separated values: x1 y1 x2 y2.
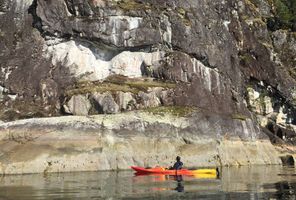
110 0 151 12
66 75 176 97
267 0 296 31
232 114 249 121
0 100 52 122
239 52 255 66
176 7 192 26
245 0 259 11
143 106 197 117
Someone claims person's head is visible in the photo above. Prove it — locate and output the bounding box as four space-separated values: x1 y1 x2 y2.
176 156 181 162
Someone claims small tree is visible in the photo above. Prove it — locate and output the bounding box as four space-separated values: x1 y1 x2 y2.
273 0 296 30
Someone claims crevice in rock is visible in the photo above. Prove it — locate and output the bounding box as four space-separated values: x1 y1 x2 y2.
28 0 43 33
247 77 296 125
172 45 215 69
277 128 283 140
81 38 155 61
0 0 9 13
182 137 193 144
65 0 93 17
189 52 214 69
280 155 295 166
64 0 76 16
247 78 296 145
262 127 285 144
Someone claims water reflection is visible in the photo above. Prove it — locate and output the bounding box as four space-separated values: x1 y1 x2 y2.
0 166 296 199
263 180 296 199
174 175 184 192
137 175 185 192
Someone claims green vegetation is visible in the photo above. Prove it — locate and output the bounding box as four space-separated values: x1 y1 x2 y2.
251 18 266 26
143 106 197 117
267 0 296 31
110 0 151 11
231 114 249 121
245 0 259 11
246 0 296 31
66 75 176 97
176 7 192 26
0 101 50 122
239 53 254 66
274 0 296 23
289 68 296 80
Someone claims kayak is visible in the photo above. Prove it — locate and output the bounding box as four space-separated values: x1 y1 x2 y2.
131 166 218 176
134 171 218 179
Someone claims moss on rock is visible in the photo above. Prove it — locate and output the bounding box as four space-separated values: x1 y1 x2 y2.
232 114 249 121
110 0 151 12
267 0 296 31
65 76 176 97
143 106 197 117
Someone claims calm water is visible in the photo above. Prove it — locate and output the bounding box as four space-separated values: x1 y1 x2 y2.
0 166 296 199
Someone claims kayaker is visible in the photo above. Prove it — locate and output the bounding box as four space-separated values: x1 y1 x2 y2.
170 156 183 170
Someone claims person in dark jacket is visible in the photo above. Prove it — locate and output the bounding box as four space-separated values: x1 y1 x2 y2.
170 156 183 170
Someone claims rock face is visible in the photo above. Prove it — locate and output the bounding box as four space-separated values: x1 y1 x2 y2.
63 85 174 115
246 81 296 144
64 95 92 116
47 40 164 81
1 0 295 117
0 112 284 175
91 92 120 114
0 0 296 174
1 0 295 114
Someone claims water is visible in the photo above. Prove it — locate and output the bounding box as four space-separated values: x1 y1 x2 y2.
0 166 296 199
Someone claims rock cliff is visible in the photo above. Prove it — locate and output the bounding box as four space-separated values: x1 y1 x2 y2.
0 0 295 174
0 111 282 174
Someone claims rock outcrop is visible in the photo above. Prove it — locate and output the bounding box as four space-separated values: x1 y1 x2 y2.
0 0 296 174
0 112 284 175
1 0 295 120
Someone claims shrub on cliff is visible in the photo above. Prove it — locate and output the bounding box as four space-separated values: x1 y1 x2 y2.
267 0 296 31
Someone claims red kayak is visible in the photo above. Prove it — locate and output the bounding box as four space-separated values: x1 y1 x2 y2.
131 166 218 176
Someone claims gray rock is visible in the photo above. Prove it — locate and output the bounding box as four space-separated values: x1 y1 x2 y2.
0 85 8 100
92 92 119 114
159 89 175 106
0 113 284 174
117 91 136 111
0 0 295 151
138 91 161 109
66 95 91 116
272 30 287 49
65 88 174 115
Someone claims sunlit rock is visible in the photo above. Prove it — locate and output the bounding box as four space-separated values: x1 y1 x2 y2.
0 113 284 174
46 40 164 81
91 92 120 114
65 95 91 116
117 92 136 111
138 91 161 109
247 87 263 114
276 107 288 125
